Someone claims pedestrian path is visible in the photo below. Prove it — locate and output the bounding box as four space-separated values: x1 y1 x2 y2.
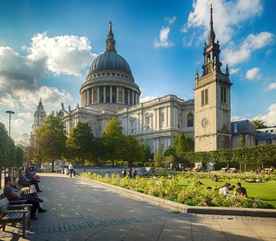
2 173 276 241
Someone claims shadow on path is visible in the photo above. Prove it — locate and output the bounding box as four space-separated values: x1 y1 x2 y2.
26 175 276 241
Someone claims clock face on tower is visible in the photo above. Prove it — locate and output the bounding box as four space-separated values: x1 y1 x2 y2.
201 118 208 128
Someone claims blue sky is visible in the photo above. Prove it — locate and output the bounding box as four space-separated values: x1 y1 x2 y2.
0 0 275 144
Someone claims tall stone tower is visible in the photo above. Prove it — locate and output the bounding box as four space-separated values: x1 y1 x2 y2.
32 98 46 130
194 5 232 152
30 99 46 148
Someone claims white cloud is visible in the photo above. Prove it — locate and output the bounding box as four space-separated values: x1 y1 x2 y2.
0 33 92 143
223 32 274 66
185 0 263 44
27 33 96 76
0 46 45 94
154 17 176 48
245 67 261 80
0 85 76 144
255 103 276 126
266 82 276 91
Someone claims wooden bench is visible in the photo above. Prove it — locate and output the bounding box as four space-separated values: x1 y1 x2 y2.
0 194 31 238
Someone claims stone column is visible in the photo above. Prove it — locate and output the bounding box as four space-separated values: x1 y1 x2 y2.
169 104 173 128
86 90 89 106
80 92 84 107
90 88 93 104
96 87 100 104
116 87 119 104
128 90 130 105
110 86 113 103
122 87 125 104
103 86 106 103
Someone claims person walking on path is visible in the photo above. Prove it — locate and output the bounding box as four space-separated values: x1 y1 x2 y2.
68 163 74 177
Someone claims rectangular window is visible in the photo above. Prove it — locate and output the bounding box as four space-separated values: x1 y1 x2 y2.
112 86 116 103
89 88 92 104
125 88 128 105
99 86 104 103
92 88 97 104
118 87 123 104
205 89 208 105
106 86 110 103
160 110 165 129
130 91 133 105
201 90 204 106
201 89 209 106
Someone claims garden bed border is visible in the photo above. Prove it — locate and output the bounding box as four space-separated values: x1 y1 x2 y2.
80 176 276 218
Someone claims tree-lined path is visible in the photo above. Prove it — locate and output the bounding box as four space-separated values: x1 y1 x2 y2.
23 174 276 241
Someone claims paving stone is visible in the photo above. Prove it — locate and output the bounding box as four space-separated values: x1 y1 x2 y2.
2 173 275 241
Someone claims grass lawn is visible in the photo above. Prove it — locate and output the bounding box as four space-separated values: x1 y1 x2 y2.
83 172 276 208
195 178 276 207
244 181 276 207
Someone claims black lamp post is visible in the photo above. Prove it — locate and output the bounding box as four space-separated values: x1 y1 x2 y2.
5 110 15 137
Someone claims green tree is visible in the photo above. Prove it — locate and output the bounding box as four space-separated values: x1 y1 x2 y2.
102 117 124 166
66 122 95 164
143 144 153 163
15 146 24 167
120 136 144 167
36 115 66 172
0 122 9 168
252 119 267 129
154 148 165 167
165 134 194 168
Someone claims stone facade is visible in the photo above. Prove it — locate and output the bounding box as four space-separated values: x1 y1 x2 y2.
63 95 194 153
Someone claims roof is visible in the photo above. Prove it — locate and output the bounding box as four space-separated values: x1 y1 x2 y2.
231 120 256 135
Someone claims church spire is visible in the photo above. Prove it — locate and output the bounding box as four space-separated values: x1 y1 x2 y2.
201 5 223 75
208 4 216 45
106 21 116 52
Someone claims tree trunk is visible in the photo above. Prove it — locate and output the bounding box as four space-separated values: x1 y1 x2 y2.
51 160 55 172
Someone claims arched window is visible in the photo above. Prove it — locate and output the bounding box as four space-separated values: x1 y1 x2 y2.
187 112 194 127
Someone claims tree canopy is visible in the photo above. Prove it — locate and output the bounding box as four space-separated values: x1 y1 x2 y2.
252 119 267 129
0 122 24 168
66 122 95 164
36 115 66 163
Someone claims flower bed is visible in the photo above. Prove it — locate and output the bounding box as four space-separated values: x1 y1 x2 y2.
82 172 276 209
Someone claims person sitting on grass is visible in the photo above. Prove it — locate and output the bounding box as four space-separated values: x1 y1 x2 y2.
4 177 46 220
219 183 231 197
236 182 247 197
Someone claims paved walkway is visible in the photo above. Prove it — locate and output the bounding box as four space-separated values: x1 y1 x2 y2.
1 173 276 241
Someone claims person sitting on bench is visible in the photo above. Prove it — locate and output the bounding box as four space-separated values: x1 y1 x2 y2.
4 177 46 220
25 167 42 192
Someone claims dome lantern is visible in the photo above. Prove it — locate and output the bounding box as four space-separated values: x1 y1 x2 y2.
106 21 116 52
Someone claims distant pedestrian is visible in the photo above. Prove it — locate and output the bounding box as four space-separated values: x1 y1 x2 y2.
128 167 133 178
122 169 127 177
236 183 247 197
68 163 74 177
133 169 137 178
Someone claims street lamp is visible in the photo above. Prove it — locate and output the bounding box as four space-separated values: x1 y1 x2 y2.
5 110 15 137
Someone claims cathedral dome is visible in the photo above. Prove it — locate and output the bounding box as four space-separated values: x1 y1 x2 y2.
80 22 140 109
90 51 132 75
